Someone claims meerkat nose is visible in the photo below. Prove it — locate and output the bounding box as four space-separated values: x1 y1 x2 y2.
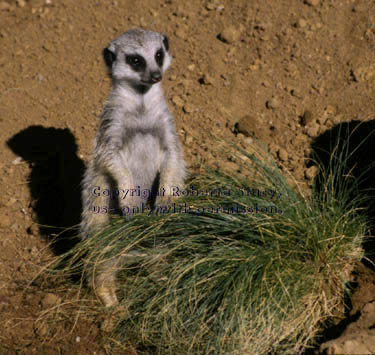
150 71 162 83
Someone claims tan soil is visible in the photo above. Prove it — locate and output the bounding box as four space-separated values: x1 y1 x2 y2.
1 0 375 353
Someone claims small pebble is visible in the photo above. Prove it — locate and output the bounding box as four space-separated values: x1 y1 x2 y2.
12 157 24 165
300 110 314 126
184 133 193 144
187 64 195 71
278 149 289 162
200 73 214 85
206 1 216 10
304 0 319 6
41 293 61 309
306 124 319 137
305 166 318 180
244 137 253 145
297 19 307 28
5 197 17 206
0 1 10 10
266 98 280 109
175 28 187 39
27 224 39 236
16 0 26 8
324 105 336 115
183 104 193 113
29 246 39 258
218 26 241 44
171 95 184 107
0 214 11 228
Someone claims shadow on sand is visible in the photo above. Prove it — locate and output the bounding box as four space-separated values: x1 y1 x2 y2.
305 119 375 353
7 125 86 255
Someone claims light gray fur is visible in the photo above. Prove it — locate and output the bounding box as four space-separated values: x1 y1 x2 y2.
80 29 186 307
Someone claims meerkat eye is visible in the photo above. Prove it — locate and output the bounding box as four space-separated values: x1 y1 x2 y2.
155 49 164 67
126 55 146 71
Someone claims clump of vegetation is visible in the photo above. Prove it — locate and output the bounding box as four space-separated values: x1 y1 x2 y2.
57 148 367 354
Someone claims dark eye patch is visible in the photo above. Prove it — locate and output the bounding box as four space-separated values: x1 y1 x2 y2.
155 48 164 67
125 54 146 72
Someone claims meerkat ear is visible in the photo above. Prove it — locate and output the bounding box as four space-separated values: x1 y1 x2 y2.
102 47 116 69
162 35 169 51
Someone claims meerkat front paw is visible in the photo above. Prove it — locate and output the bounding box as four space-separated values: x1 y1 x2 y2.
156 184 178 205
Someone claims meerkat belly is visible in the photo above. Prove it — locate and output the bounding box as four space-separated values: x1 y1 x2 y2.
120 132 166 189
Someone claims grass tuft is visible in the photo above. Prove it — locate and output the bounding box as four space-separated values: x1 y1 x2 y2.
53 147 367 354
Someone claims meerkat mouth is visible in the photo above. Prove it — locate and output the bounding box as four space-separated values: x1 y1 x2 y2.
141 77 162 85
141 71 162 85
141 80 159 85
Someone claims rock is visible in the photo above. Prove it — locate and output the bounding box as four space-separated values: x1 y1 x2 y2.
266 97 280 109
175 27 187 39
0 214 11 228
235 115 264 138
12 157 24 165
297 19 307 28
171 95 184 107
306 123 319 137
41 293 61 309
248 62 259 71
244 137 253 145
0 1 10 11
35 323 49 337
184 133 193 145
27 224 39 236
187 64 195 71
206 1 217 10
304 0 319 6
16 0 26 8
5 197 17 207
29 246 39 258
220 161 240 173
183 104 193 113
200 73 214 85
11 223 19 232
362 302 375 314
317 115 328 125
218 25 242 44
352 65 375 82
300 110 314 126
29 0 45 7
324 105 336 116
352 66 375 82
278 148 288 162
320 338 372 355
305 166 318 180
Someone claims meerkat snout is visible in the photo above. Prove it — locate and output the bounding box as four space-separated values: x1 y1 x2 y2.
150 71 162 83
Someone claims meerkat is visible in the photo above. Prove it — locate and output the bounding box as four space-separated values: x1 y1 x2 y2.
80 29 186 307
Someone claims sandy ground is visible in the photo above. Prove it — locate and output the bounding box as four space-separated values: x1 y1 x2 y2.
1 0 375 353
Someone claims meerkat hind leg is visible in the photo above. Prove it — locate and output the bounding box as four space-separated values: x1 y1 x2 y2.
94 259 120 308
93 251 148 308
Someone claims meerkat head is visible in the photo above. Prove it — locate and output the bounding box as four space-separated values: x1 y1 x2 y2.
102 28 171 93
